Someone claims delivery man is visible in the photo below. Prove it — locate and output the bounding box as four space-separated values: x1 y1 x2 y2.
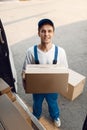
22 18 68 128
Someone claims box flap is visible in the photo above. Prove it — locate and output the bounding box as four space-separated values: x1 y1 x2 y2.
68 69 86 86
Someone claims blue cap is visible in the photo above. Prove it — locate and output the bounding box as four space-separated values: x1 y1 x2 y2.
38 18 55 30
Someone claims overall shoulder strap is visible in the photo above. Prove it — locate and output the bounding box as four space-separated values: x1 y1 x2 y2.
53 45 58 64
34 45 39 64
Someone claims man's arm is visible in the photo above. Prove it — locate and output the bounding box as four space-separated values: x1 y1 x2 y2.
21 71 26 90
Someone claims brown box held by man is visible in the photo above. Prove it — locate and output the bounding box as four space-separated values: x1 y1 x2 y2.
61 69 86 100
0 94 33 130
25 64 69 94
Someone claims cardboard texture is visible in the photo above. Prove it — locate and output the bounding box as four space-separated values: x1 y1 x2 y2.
0 94 33 130
39 117 60 130
0 78 11 94
25 65 69 93
6 91 16 102
61 69 86 100
13 100 31 125
25 65 86 100
0 123 4 130
0 78 16 101
14 95 45 130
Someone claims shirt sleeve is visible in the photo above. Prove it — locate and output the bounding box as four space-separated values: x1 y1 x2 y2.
62 49 68 68
22 48 35 72
58 47 68 68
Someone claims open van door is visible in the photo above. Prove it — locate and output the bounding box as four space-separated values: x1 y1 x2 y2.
0 19 17 92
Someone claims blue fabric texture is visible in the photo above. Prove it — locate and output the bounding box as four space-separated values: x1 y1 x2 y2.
33 45 60 120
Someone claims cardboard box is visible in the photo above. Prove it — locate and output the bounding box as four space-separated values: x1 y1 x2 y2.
25 65 69 93
14 94 46 130
0 80 49 130
0 94 33 130
61 69 86 100
39 116 60 130
7 91 16 102
0 78 11 94
13 100 31 125
0 78 16 101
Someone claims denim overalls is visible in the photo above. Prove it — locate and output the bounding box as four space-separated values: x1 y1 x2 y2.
33 45 60 120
